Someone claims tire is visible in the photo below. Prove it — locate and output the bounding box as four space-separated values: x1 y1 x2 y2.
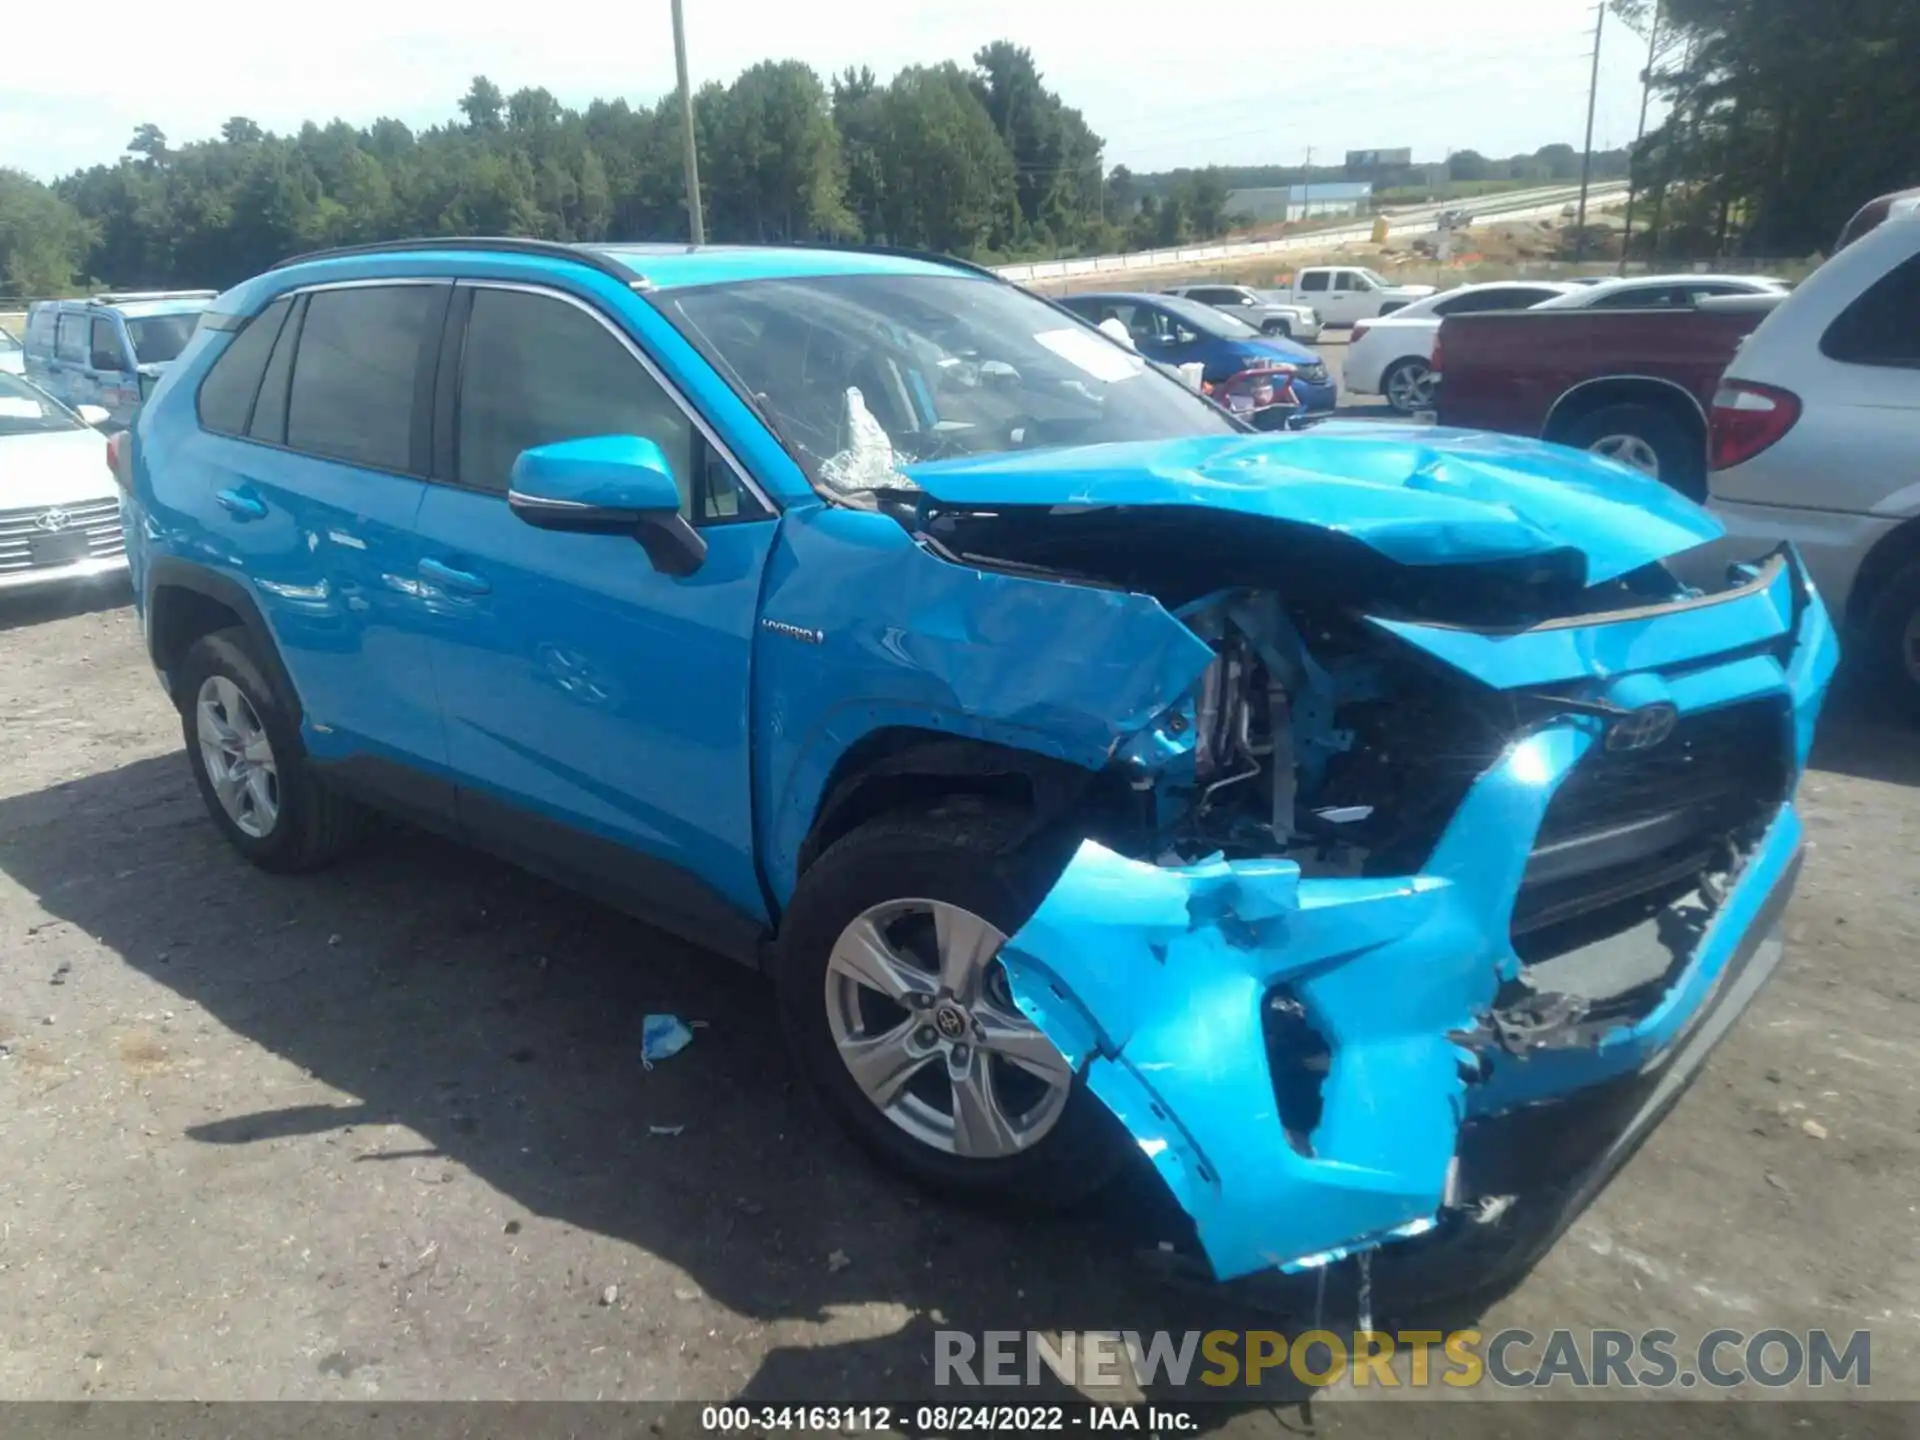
1560 402 1705 499
177 627 368 872
1381 357 1437 415
1261 318 1293 339
777 800 1126 1208
1862 557 1920 718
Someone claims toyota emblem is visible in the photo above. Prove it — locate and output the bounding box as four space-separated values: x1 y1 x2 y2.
1606 701 1679 753
34 507 72 533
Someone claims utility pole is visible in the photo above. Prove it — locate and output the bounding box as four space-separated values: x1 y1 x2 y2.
1574 0 1606 260
1300 146 1312 222
671 0 705 245
1618 1 1663 274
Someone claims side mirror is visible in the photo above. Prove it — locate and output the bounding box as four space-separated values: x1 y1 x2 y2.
508 435 706 577
76 404 111 428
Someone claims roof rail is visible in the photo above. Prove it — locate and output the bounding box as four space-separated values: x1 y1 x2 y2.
768 240 1010 283
89 289 219 304
268 236 646 287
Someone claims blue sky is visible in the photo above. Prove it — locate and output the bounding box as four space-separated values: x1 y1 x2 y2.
3 0 1659 180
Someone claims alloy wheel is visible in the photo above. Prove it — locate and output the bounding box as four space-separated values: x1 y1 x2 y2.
196 674 280 838
1589 432 1662 477
1386 360 1436 412
824 898 1074 1158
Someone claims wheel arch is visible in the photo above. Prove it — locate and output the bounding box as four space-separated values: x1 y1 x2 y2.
146 559 301 722
1542 375 1708 446
791 727 1107 889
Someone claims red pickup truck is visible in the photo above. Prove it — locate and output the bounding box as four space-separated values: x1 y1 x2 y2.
1431 294 1786 499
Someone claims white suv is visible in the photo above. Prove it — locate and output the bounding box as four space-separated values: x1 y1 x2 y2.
1705 213 1920 704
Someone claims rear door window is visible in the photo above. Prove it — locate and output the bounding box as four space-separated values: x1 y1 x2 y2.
286 284 445 473
196 298 292 436
1821 253 1920 369
1299 271 1329 293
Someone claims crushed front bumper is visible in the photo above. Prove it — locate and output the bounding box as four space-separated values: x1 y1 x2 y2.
999 549 1837 1282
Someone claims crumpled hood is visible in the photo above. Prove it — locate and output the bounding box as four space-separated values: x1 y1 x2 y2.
904 425 1723 586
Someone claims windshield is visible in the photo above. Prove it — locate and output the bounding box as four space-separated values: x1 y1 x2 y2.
1357 269 1394 289
124 310 205 364
0 373 83 437
655 275 1237 488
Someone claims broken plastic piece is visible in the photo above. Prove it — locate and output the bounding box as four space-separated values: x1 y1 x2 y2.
641 1014 694 1068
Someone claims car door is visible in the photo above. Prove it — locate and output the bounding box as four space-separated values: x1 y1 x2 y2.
192 280 455 807
1295 269 1332 322
88 316 140 425
410 280 780 937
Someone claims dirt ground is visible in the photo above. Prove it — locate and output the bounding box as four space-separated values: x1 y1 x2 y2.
1 582 1916 1431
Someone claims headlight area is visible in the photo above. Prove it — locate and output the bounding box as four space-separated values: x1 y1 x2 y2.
994 562 1831 1284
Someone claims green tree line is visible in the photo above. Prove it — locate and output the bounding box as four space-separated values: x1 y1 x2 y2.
1616 0 1919 256
0 43 1265 295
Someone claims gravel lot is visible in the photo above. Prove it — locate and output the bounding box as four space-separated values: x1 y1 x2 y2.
1 582 1915 1429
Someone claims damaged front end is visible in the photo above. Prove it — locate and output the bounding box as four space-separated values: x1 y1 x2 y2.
966 526 1837 1282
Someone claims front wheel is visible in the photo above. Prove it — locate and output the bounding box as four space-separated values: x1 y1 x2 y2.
777 802 1124 1207
1261 318 1294 339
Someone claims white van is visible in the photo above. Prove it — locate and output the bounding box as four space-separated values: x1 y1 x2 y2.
1705 212 1920 704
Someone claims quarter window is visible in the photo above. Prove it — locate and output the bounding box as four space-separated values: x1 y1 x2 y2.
456 287 740 520
286 285 442 473
1821 253 1920 369
196 298 291 436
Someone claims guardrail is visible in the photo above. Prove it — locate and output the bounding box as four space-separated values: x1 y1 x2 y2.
991 183 1632 287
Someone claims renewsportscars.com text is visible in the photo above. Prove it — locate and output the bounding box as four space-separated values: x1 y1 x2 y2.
934 1328 1872 1391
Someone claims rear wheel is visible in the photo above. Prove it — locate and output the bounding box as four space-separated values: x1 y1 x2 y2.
778 801 1124 1207
1381 357 1437 414
1560 402 1705 500
178 628 368 872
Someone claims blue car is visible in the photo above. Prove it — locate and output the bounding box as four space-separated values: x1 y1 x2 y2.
1057 290 1337 412
124 237 1834 1291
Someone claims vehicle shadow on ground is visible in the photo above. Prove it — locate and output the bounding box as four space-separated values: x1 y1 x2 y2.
0 580 132 634
0 752 1537 1429
1808 673 1920 790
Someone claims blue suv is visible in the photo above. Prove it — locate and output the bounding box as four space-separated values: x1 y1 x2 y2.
125 237 1835 1291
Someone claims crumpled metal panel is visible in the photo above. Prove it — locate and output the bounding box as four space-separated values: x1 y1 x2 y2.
905 426 1724 585
998 557 1837 1282
756 506 1216 902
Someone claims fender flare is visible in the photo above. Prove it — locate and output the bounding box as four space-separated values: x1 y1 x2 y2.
1542 374 1709 441
145 557 302 722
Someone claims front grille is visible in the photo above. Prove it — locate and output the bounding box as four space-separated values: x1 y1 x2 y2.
0 497 125 574
1512 700 1790 942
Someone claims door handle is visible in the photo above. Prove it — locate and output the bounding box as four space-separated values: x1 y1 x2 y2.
419 557 491 596
215 488 268 520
